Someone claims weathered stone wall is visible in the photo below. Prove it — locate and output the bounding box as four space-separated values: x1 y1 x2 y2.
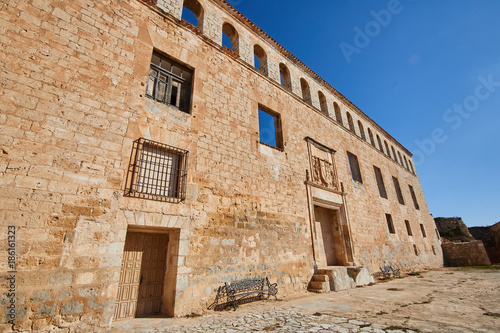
0 0 442 331
435 217 475 242
441 240 491 267
470 222 500 264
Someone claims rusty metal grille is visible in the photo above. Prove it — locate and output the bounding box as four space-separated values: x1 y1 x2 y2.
125 138 188 202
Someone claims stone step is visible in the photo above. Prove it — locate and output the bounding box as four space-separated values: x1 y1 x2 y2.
312 274 329 282
308 280 329 292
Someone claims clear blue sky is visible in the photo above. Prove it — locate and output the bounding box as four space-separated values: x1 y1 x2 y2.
226 0 500 227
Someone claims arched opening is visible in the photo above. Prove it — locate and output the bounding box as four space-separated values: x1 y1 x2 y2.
279 63 292 91
368 128 375 146
334 102 343 125
408 160 415 174
300 78 311 105
357 120 366 140
391 146 397 161
222 22 239 54
403 155 409 170
397 152 403 165
384 141 390 157
181 0 204 31
376 134 383 152
346 112 355 133
318 91 328 115
253 44 268 76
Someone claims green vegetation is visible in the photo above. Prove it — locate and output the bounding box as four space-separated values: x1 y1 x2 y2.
387 288 404 291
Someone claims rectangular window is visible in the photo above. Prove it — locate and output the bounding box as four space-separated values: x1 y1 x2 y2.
347 152 362 183
405 220 413 236
373 166 387 198
386 214 395 234
420 224 427 238
146 52 193 113
408 185 420 210
392 176 405 205
125 138 188 202
258 106 283 149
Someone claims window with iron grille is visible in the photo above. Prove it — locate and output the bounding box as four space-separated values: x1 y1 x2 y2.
146 52 193 113
125 138 188 202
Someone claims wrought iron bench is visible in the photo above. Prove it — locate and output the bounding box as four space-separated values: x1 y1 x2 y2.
211 277 278 310
380 266 401 279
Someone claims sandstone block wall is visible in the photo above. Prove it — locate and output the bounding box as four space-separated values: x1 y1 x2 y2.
441 240 491 267
0 0 442 331
469 222 500 263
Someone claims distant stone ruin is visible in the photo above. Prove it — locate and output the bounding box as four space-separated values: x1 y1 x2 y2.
469 221 500 264
434 217 491 266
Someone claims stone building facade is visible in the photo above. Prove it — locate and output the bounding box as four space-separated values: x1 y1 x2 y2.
0 0 443 330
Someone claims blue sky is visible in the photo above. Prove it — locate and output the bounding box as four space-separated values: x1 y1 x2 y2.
225 0 500 227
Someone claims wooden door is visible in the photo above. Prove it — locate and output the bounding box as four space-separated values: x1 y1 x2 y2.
114 232 168 320
136 233 168 317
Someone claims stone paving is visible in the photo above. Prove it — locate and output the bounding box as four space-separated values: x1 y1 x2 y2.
112 268 500 333
113 307 414 333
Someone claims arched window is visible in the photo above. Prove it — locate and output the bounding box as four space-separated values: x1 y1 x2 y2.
391 146 397 161
279 63 292 91
397 152 403 165
346 112 355 133
408 160 415 174
384 141 390 157
300 78 311 105
253 44 268 76
357 120 366 140
368 128 375 146
334 102 343 125
403 155 409 170
377 134 383 152
182 0 204 31
222 22 239 54
318 91 328 115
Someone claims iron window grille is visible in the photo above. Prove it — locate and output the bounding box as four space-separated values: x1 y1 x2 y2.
125 138 188 202
145 52 193 113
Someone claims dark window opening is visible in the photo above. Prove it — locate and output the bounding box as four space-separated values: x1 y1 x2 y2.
300 78 311 105
392 176 405 205
420 224 427 238
409 185 420 210
386 214 395 234
368 128 375 146
258 106 283 149
347 151 362 183
405 220 413 236
334 102 343 125
413 244 419 256
373 166 387 199
125 138 188 202
377 135 383 152
318 91 328 115
146 52 193 113
347 112 355 133
279 63 292 91
358 121 366 140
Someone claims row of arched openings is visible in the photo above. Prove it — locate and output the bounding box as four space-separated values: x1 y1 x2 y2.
180 0 415 175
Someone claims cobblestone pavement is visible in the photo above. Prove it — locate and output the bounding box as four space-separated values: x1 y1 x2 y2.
113 308 413 333
112 268 500 333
